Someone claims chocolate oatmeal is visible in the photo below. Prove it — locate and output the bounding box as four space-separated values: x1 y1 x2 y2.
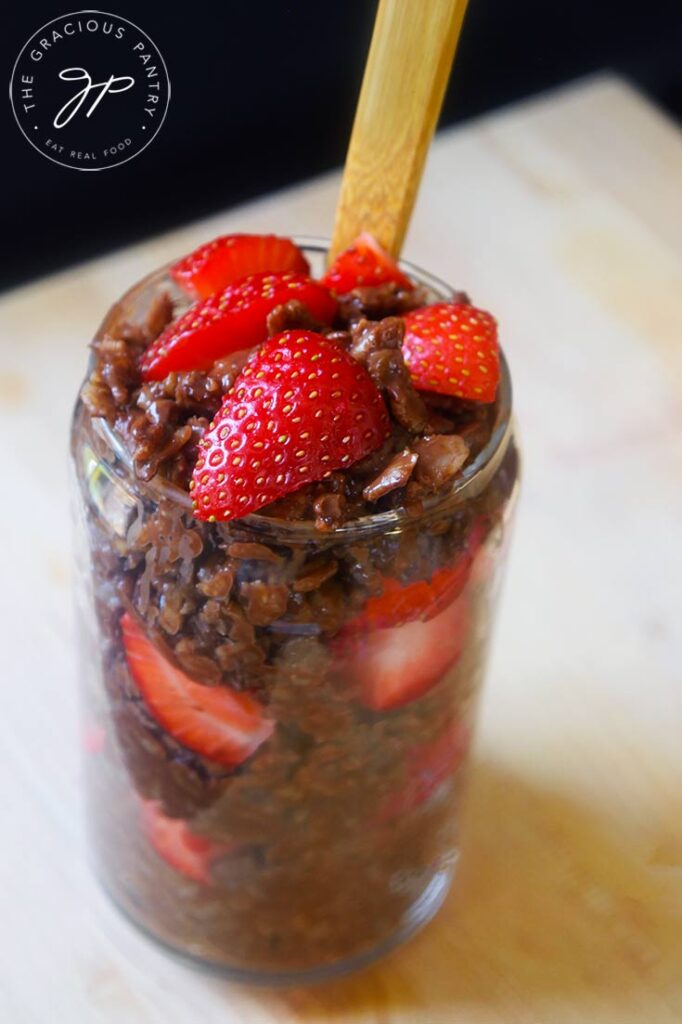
72 235 518 980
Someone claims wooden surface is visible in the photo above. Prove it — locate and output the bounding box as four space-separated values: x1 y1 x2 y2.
329 0 469 258
1 75 681 1022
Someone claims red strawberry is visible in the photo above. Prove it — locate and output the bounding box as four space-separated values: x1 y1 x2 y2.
340 592 470 712
191 330 390 522
121 613 274 766
402 302 500 402
322 232 413 293
378 721 470 824
141 272 336 381
345 520 485 632
349 552 474 633
140 799 233 884
171 234 310 300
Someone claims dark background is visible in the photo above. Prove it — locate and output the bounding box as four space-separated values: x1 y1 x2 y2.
3 0 681 292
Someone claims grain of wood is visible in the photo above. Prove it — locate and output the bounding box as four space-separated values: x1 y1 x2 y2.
329 0 469 260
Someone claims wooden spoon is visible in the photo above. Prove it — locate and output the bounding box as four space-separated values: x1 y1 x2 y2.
329 0 469 262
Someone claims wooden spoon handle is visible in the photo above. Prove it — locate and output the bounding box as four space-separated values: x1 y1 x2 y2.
329 0 469 262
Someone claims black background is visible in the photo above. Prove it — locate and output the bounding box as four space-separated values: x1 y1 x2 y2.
3 1 681 292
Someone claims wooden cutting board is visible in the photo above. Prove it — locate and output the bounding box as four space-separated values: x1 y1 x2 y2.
0 74 680 1023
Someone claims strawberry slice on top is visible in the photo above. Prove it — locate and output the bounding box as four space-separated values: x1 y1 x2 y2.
171 234 310 300
322 232 413 293
121 613 274 767
140 272 336 381
191 329 390 522
140 799 233 884
402 302 500 403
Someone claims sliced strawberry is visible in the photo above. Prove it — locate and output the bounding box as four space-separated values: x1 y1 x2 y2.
322 232 413 293
345 520 485 632
191 329 390 522
140 799 233 884
340 592 470 712
121 613 274 766
378 721 470 823
350 553 474 633
470 534 495 588
402 302 500 402
141 272 336 381
171 234 310 300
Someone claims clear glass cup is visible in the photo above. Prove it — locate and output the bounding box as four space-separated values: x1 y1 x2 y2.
71 241 519 983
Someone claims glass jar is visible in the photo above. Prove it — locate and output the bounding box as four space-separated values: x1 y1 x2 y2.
71 242 519 983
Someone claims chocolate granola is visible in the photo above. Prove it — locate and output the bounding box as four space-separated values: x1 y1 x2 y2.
73 246 518 978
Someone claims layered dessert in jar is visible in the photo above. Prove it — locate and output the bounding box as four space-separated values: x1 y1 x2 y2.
71 232 518 981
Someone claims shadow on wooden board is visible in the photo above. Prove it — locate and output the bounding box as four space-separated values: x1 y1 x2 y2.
256 760 682 1020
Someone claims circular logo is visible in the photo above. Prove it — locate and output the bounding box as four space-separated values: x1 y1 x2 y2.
9 10 170 171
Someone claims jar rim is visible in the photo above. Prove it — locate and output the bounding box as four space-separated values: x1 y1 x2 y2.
87 237 513 540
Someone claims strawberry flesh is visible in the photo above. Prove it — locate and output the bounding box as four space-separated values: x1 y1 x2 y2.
141 272 336 381
171 234 310 300
340 591 470 711
191 330 390 522
402 302 500 402
345 519 485 633
121 613 274 766
140 799 233 884
348 552 474 633
322 232 413 293
378 722 471 824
